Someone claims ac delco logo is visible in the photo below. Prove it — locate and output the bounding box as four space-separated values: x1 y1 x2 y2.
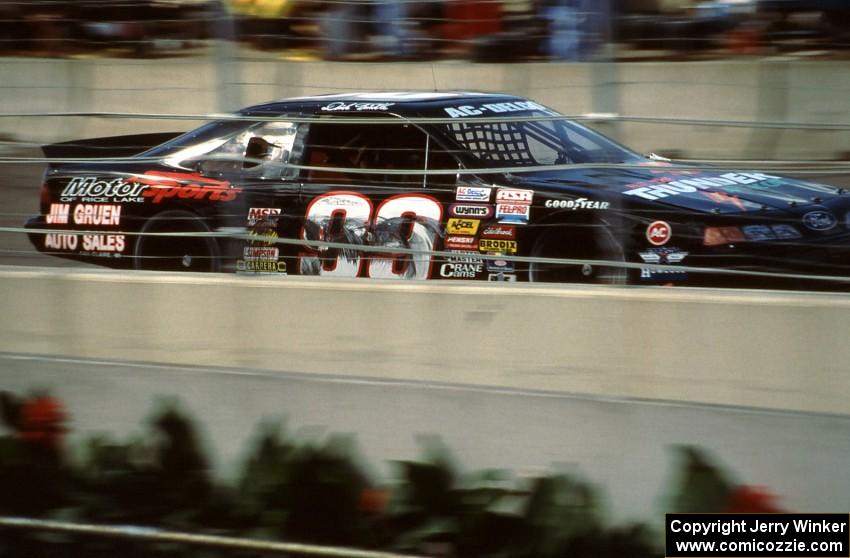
479 238 517 254
449 204 492 218
482 224 516 239
131 171 241 204
496 189 533 204
447 218 480 236
646 221 672 246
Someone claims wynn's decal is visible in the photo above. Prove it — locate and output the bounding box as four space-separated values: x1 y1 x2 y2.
299 192 443 279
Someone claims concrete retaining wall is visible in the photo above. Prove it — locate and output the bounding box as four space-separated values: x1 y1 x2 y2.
2 56 850 159
2 266 849 416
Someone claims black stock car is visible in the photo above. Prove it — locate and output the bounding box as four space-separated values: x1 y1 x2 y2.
25 92 850 288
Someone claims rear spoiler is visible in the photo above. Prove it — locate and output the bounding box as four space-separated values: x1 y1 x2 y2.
41 132 184 161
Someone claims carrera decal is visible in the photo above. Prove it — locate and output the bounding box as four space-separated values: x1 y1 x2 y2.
646 221 672 246
446 218 480 236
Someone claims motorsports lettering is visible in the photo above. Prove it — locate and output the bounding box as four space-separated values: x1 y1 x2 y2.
623 173 782 201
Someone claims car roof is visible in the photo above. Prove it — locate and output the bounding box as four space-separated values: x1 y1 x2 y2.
240 91 539 119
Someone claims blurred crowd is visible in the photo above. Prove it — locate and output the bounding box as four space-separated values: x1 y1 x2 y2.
0 389 783 557
0 0 848 60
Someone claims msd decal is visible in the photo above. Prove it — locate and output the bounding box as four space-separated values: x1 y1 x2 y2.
248 207 281 221
646 221 672 246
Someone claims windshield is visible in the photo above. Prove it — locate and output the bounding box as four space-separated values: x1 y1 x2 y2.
142 120 250 158
441 112 641 168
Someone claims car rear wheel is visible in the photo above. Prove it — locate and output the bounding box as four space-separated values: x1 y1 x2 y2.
134 211 220 272
528 223 628 284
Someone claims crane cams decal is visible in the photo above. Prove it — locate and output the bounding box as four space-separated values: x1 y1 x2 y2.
439 251 484 279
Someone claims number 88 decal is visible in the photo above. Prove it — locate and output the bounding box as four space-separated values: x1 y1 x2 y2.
298 191 443 279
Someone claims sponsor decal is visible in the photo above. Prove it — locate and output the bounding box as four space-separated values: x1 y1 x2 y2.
60 177 147 203
449 203 493 218
456 186 492 202
81 234 125 253
639 247 688 281
479 238 517 254
440 260 483 278
496 188 534 204
320 101 394 112
482 224 516 239
802 211 837 231
444 101 546 118
545 198 610 210
485 253 515 273
623 172 781 201
646 221 671 246
248 207 281 222
129 171 240 204
44 233 78 251
73 204 121 226
47 203 69 224
249 229 278 246
445 235 478 250
244 246 280 259
488 273 517 282
496 203 530 224
446 251 483 264
237 259 287 273
44 233 126 253
447 218 480 236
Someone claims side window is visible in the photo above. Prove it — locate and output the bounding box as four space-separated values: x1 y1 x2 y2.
197 121 302 179
303 123 427 186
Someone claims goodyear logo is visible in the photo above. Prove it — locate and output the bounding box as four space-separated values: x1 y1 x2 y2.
447 218 480 236
479 239 517 254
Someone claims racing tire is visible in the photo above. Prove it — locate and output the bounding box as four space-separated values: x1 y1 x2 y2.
528 223 628 284
133 210 221 272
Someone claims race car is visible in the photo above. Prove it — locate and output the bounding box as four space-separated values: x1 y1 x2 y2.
25 91 850 288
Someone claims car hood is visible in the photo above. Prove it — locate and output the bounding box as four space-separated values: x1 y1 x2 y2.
517 166 846 214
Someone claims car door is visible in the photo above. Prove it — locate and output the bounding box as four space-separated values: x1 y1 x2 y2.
297 120 450 280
